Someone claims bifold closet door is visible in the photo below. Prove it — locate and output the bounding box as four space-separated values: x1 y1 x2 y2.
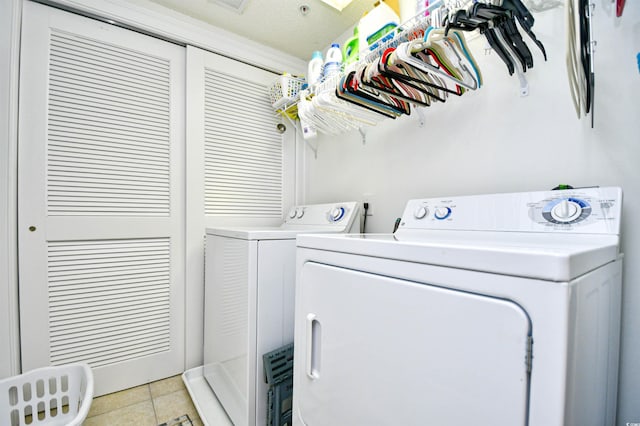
184 47 294 367
18 2 185 396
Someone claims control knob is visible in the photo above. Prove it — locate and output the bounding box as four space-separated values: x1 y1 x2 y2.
550 199 581 223
297 208 305 218
329 207 345 222
414 206 428 219
288 207 298 219
434 207 451 220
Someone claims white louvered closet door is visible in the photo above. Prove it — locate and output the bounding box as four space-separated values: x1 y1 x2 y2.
184 47 295 368
18 2 185 396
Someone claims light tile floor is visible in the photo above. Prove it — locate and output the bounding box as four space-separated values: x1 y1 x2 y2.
84 375 203 426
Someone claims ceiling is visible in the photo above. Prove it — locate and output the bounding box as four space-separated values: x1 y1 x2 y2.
144 0 379 59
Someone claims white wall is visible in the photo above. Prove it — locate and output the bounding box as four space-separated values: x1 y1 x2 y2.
303 3 640 425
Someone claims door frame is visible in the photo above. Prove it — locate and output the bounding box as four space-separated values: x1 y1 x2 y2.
0 0 22 379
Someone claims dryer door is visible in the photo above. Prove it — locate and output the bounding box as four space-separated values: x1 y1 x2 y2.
294 262 532 426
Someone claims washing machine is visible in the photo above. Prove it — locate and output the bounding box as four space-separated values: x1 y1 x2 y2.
203 202 360 426
293 187 623 426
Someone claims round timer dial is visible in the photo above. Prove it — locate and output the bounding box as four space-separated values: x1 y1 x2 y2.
329 207 346 222
542 197 591 224
434 207 452 220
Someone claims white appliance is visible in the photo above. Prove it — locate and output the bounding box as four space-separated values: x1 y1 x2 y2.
204 202 360 426
293 187 623 426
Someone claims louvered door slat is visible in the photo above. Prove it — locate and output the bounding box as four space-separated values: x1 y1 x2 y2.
204 106 277 127
205 144 282 162
47 183 168 196
50 90 169 120
48 130 170 151
47 174 169 187
49 113 169 137
50 312 168 333
50 60 170 97
47 238 171 368
49 137 169 158
51 305 168 326
49 142 169 164
50 40 170 81
50 101 169 128
50 73 170 107
203 67 282 217
47 28 171 217
52 30 170 69
48 158 169 175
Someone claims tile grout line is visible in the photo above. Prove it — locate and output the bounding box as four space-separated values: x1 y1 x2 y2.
149 383 160 425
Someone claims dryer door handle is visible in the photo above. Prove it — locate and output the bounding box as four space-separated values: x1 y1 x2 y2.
306 313 321 380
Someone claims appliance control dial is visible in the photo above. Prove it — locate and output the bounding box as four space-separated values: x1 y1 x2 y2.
434 207 452 220
297 208 305 218
551 200 579 222
329 206 345 222
414 206 428 219
542 197 592 224
288 207 298 219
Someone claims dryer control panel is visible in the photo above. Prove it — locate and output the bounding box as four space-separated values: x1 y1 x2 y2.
399 187 622 235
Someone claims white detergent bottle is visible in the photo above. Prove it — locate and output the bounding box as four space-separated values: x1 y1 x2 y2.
323 43 343 78
307 51 324 88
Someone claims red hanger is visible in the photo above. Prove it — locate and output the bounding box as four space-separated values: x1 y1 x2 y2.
616 0 625 17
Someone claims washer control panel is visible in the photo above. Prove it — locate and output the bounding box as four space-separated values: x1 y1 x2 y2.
284 202 359 228
399 187 622 234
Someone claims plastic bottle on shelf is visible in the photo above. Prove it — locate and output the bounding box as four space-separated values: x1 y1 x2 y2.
343 28 359 66
307 51 324 88
323 43 343 79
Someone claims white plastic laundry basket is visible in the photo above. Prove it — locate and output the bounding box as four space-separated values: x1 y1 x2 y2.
0 363 94 426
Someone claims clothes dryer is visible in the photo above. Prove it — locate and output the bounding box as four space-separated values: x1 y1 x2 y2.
204 202 359 426
293 187 623 426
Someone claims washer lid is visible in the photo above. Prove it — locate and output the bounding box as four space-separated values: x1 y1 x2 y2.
206 225 345 240
296 230 620 282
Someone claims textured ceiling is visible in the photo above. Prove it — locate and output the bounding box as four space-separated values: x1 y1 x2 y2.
144 0 379 59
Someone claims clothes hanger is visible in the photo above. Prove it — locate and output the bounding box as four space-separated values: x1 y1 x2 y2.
445 4 520 75
335 71 408 118
500 0 547 60
444 1 545 76
313 89 384 127
395 37 474 92
413 45 466 93
425 28 479 89
450 31 483 87
299 90 354 134
362 58 435 106
351 64 414 113
380 48 451 102
496 14 533 72
578 0 594 121
565 0 583 117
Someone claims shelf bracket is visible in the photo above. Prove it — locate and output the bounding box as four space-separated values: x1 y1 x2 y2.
416 108 426 127
282 114 318 159
359 127 367 145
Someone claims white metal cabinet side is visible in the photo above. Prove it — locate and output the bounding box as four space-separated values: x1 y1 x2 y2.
203 234 255 426
254 239 297 425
